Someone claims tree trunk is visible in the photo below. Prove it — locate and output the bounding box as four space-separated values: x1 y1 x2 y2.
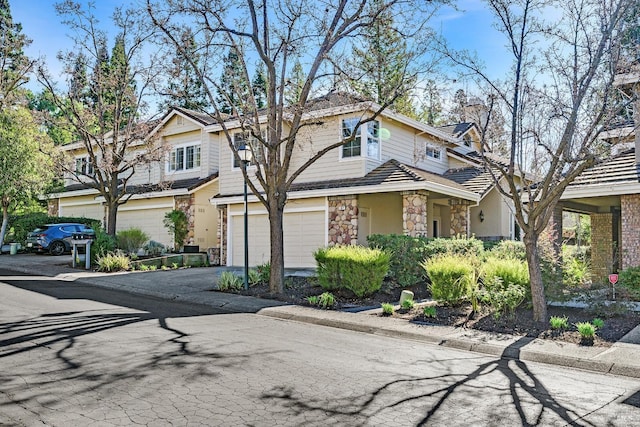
268 199 285 295
106 201 118 236
523 232 548 323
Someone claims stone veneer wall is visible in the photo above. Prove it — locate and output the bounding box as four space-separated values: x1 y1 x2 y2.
402 191 428 237
591 212 613 285
47 199 59 217
449 199 471 236
175 195 196 245
328 195 358 245
217 205 227 264
621 194 640 270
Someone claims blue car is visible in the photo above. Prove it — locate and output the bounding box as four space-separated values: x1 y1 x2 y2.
26 223 95 256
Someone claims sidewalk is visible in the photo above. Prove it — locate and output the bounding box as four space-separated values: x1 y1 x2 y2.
2 253 640 378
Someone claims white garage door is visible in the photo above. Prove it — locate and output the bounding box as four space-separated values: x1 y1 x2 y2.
60 202 103 222
118 208 172 247
231 210 325 268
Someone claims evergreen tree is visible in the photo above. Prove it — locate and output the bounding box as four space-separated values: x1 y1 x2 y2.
0 0 32 107
159 29 209 111
347 0 416 117
252 63 267 109
217 48 250 114
285 60 305 106
416 79 443 125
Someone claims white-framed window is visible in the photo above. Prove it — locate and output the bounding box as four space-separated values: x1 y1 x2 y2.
233 131 264 168
168 143 201 172
75 156 94 176
463 134 472 147
341 118 380 160
426 145 442 160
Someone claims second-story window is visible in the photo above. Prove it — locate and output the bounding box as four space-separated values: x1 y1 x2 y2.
168 144 201 172
233 132 263 168
341 118 380 160
426 146 442 160
75 156 94 176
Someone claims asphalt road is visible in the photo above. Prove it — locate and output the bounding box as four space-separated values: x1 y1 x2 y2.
1 268 639 426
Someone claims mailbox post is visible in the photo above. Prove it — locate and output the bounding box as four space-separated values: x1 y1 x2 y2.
72 233 94 270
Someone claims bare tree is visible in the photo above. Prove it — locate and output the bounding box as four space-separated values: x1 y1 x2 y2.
147 0 440 294
38 1 166 236
442 0 634 322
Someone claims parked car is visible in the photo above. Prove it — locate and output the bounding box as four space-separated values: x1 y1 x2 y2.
26 223 95 256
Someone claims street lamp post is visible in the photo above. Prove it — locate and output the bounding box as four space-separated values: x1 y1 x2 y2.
238 145 253 290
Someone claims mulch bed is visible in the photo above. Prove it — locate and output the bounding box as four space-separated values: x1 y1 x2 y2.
235 277 640 347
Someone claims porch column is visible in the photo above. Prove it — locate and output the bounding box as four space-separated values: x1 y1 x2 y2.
217 205 228 265
328 195 358 245
449 199 471 237
47 199 59 217
590 212 613 285
402 191 428 237
175 194 196 245
621 194 640 270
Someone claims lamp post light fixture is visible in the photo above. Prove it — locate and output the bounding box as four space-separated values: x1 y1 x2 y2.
479 210 485 222
238 144 253 290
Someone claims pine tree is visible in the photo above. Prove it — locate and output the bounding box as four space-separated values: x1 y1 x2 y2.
159 29 209 111
0 0 32 107
285 60 305 106
417 79 443 125
217 48 250 114
347 0 416 117
252 63 267 109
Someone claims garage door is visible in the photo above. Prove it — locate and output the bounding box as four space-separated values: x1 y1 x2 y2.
231 210 325 268
59 202 103 222
118 208 172 247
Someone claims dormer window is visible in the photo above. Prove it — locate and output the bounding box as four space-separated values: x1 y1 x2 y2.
426 146 442 160
463 134 472 147
341 118 380 160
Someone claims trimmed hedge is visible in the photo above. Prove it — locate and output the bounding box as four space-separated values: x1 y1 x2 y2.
367 234 430 286
314 245 390 297
480 256 529 289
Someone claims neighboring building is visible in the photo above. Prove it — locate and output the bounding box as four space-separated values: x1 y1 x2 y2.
559 65 640 284
48 94 522 267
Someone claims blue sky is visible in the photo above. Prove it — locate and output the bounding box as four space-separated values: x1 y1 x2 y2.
11 0 509 99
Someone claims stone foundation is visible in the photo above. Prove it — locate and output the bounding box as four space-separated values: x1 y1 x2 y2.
217 205 227 265
402 191 428 237
328 195 358 245
591 212 614 285
47 199 59 217
621 194 640 270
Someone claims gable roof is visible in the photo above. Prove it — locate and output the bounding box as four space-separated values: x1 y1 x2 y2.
439 122 475 138
567 149 639 188
443 166 497 197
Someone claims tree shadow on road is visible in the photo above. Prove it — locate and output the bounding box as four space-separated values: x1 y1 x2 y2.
261 337 599 426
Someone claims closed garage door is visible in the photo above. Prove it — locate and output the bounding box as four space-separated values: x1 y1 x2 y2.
231 210 325 268
118 207 172 247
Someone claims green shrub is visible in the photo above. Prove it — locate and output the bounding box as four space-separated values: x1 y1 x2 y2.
575 322 596 340
488 240 527 262
401 298 415 309
424 235 485 259
248 269 262 287
96 251 131 272
423 306 437 318
163 209 188 251
618 266 640 300
481 257 529 289
314 246 389 297
90 228 117 265
116 228 149 254
381 302 395 315
306 295 319 306
317 292 336 309
423 254 475 304
592 318 605 328
479 277 526 319
218 271 243 291
144 240 165 257
549 315 569 329
367 234 430 286
256 262 271 283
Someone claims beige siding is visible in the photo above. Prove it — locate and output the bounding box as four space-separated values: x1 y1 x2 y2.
359 193 403 239
59 195 104 222
163 129 206 182
470 188 511 239
193 181 219 249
